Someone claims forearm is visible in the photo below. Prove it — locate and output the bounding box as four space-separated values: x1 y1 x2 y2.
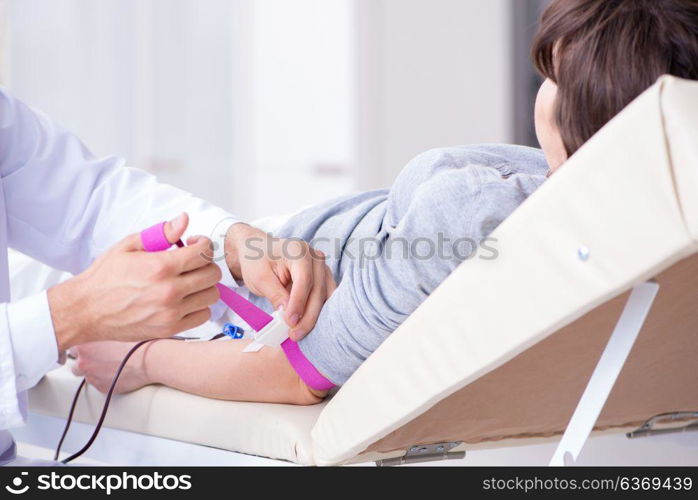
143 339 325 404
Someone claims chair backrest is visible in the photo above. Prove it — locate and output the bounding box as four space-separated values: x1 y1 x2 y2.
366 253 698 453
310 76 698 465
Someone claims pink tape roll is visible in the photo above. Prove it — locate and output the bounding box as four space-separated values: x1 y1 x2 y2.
140 221 172 252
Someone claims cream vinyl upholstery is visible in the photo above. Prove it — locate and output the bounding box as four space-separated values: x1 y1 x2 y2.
30 363 327 465
28 76 698 465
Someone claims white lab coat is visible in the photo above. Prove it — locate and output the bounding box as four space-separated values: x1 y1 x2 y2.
0 88 238 461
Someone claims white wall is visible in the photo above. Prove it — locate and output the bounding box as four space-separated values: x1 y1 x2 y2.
357 0 514 187
238 0 515 215
233 0 359 220
5 0 139 164
4 0 237 212
1 0 515 220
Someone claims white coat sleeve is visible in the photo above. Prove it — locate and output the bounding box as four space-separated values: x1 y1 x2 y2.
0 88 240 414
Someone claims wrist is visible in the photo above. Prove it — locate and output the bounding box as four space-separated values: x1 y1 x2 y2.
224 222 252 281
47 276 93 351
135 340 157 387
141 339 174 386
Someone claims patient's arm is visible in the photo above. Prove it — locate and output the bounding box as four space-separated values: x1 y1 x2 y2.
71 339 326 405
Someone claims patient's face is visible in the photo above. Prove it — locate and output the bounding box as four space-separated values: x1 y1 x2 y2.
534 78 567 173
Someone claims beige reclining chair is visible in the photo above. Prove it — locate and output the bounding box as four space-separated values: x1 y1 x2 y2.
29 75 698 465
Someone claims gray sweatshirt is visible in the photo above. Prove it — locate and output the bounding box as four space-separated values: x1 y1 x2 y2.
252 144 548 384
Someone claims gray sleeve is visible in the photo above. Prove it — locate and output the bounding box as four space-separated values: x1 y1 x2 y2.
298 168 501 385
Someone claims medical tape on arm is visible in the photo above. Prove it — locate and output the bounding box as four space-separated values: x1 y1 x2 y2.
141 221 334 390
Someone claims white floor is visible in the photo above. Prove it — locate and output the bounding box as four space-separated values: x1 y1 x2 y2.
11 412 698 466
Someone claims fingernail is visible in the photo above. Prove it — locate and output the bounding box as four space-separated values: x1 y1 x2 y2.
169 213 185 231
288 313 300 327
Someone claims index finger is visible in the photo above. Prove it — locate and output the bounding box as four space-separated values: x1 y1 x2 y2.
289 257 331 340
285 250 314 325
166 237 215 273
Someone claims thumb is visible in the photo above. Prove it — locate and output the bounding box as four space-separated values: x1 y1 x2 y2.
117 213 189 252
163 212 189 244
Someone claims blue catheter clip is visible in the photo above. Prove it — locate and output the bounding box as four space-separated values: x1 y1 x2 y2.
222 322 245 339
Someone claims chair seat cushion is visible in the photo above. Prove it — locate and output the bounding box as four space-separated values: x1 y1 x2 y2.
29 363 326 465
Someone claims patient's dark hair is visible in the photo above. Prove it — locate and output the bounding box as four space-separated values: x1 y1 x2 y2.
532 0 698 156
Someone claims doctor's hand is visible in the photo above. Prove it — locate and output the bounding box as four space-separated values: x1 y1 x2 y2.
48 214 221 351
224 223 336 341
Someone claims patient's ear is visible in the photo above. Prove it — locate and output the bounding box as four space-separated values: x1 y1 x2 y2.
534 79 567 172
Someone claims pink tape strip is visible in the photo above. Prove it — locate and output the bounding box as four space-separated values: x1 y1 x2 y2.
140 222 172 252
281 338 335 391
215 283 273 332
140 221 334 390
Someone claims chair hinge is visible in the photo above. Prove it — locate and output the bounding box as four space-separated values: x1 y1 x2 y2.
626 412 698 439
375 442 465 466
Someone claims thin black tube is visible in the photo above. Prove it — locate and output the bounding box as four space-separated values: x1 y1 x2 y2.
53 378 86 461
56 332 220 464
59 339 155 464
